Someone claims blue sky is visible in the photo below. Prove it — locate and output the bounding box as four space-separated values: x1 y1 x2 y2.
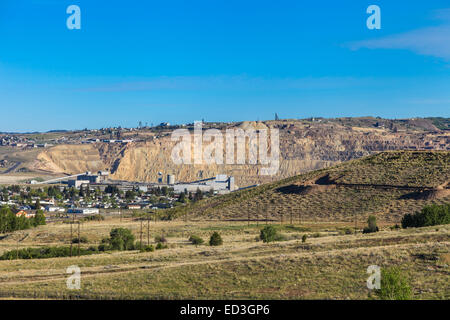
0 0 449 132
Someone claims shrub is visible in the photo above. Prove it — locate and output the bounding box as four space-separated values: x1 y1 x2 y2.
156 242 167 250
401 204 450 228
189 235 204 245
110 237 125 250
82 214 104 222
135 241 145 249
363 215 379 234
345 228 353 234
141 245 154 252
0 246 98 260
71 236 88 244
209 232 223 246
87 246 98 252
374 267 412 300
98 243 110 252
154 235 167 243
260 226 278 243
302 234 307 243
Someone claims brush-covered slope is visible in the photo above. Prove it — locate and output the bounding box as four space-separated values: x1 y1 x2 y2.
173 151 450 223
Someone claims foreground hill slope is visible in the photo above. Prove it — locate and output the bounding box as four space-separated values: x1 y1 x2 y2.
0 219 448 299
174 151 450 223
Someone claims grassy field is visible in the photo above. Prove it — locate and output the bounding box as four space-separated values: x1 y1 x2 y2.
0 216 448 299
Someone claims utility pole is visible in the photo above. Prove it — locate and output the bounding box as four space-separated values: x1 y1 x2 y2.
140 219 143 250
77 222 80 257
290 211 293 225
147 214 150 246
256 204 259 226
248 210 250 227
70 215 73 257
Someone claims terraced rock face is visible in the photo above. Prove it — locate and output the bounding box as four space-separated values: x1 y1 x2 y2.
34 144 106 173
31 120 449 187
170 151 450 224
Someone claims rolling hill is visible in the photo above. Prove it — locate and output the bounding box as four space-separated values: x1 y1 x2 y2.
173 151 450 224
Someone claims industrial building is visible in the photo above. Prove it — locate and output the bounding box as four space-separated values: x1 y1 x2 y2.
67 208 100 215
172 174 236 194
67 171 109 188
76 171 109 183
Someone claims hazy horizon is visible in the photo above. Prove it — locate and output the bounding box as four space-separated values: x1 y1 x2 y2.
0 115 448 134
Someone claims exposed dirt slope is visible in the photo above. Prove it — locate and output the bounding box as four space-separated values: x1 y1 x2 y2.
25 120 450 186
108 122 450 187
34 144 106 174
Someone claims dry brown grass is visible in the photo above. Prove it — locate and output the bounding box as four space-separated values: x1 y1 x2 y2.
171 151 450 223
0 217 448 300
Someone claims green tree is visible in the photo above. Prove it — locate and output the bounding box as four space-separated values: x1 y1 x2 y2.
260 225 279 243
17 215 31 230
402 204 450 228
35 198 41 210
178 192 186 203
189 235 204 245
0 206 11 232
363 215 379 233
209 232 223 246
32 210 46 227
194 188 203 202
105 185 119 195
108 228 135 250
79 186 85 198
125 190 136 200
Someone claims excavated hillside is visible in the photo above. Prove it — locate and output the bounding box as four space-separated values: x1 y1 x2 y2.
34 144 106 173
32 120 449 187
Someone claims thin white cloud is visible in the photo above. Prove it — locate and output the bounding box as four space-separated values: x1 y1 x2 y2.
349 8 450 60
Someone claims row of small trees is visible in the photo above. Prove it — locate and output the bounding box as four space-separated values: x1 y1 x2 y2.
189 232 223 246
402 204 450 228
0 206 46 233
